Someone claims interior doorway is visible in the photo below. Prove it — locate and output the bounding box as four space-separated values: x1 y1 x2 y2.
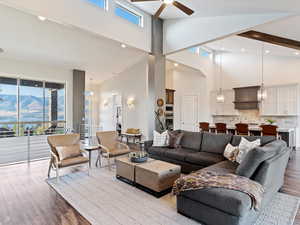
181 95 198 131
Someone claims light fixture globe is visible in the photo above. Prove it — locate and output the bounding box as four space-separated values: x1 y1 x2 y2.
216 89 225 103
163 0 174 4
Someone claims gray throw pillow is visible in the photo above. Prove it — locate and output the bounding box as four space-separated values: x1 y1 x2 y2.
168 131 184 149
236 140 287 178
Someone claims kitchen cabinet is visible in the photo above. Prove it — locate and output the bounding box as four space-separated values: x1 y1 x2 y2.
261 84 299 116
210 90 239 116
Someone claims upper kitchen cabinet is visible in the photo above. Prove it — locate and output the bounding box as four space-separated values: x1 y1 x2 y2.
210 90 239 116
261 84 299 116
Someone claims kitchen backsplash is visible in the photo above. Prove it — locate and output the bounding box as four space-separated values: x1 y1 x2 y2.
213 110 299 128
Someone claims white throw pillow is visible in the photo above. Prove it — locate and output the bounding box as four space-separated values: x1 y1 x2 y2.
236 137 261 164
223 143 239 162
153 130 169 147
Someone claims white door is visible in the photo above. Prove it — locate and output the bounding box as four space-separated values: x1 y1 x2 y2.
181 95 198 131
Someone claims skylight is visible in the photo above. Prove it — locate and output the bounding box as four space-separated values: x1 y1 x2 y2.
115 4 142 26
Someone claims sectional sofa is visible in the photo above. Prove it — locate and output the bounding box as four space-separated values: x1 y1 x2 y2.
144 130 291 225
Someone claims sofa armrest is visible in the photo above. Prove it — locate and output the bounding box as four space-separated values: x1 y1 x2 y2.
144 140 153 152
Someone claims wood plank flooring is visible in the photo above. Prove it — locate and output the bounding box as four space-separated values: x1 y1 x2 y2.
0 150 299 225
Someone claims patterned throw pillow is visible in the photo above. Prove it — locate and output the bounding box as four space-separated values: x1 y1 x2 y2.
236 137 261 164
56 144 82 160
168 131 184 149
153 130 169 147
223 143 239 162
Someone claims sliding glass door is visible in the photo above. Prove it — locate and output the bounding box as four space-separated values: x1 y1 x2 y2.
0 76 66 165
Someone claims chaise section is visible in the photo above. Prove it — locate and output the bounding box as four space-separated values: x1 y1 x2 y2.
179 188 252 217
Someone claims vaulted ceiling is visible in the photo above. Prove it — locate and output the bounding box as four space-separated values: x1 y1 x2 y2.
130 0 300 19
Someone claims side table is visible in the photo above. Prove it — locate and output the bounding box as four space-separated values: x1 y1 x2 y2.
83 145 101 168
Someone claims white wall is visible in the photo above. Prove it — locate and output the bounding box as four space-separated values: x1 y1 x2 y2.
218 52 300 89
1 0 152 52
99 56 150 138
0 58 73 128
166 67 210 131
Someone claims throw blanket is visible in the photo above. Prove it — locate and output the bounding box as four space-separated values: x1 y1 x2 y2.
172 171 264 210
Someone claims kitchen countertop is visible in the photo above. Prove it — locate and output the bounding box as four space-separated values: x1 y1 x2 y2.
209 125 295 133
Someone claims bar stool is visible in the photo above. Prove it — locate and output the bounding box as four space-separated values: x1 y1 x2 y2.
260 125 280 139
215 123 227 134
199 122 210 132
235 123 249 136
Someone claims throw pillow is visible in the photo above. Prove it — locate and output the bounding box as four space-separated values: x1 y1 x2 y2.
153 130 169 147
223 143 239 162
236 137 261 164
168 131 184 148
56 144 82 160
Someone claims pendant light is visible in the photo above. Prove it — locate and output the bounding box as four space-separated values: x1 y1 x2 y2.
257 43 267 101
216 51 225 103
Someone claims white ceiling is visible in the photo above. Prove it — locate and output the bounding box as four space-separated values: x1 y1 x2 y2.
130 0 300 19
204 35 300 57
0 4 147 84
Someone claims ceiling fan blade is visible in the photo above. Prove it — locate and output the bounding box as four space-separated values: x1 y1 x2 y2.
154 3 167 18
173 1 194 15
131 0 159 2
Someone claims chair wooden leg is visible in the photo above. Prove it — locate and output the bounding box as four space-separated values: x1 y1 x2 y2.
47 158 53 178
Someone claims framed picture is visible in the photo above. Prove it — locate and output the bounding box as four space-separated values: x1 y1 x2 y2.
157 98 164 107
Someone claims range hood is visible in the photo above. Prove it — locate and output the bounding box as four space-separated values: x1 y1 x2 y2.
233 86 260 110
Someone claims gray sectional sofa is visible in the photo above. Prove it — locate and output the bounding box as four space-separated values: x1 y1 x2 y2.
144 130 291 225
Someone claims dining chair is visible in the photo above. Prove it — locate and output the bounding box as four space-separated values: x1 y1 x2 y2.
260 125 280 138
47 133 89 182
235 123 250 136
96 131 131 170
215 123 227 134
199 122 210 132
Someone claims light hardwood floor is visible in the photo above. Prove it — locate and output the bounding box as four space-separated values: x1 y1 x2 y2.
0 150 299 225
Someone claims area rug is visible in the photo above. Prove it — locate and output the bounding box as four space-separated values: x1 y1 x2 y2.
47 169 300 225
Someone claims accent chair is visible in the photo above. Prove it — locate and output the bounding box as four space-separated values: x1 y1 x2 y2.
47 133 89 182
96 131 131 170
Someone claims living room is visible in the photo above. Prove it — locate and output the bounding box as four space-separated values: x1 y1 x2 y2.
0 0 300 225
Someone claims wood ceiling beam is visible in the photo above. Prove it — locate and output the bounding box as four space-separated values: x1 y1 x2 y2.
238 30 300 50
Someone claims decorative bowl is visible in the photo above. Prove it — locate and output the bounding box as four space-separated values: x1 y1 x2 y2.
129 152 148 163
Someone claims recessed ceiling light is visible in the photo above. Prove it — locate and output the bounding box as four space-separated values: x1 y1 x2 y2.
294 52 299 56
241 48 245 52
265 50 270 54
0 48 4 53
121 44 127 48
38 16 47 21
174 63 179 67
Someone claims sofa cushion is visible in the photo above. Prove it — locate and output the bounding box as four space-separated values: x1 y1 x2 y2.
201 132 233 154
231 135 275 147
236 140 287 178
180 131 203 151
147 147 169 157
185 152 225 167
164 148 195 161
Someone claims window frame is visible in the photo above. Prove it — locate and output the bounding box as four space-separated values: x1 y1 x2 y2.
114 2 143 27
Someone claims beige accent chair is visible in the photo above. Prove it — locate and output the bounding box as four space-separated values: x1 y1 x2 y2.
47 133 89 181
96 131 131 170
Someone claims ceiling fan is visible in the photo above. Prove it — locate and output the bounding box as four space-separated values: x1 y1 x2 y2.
131 0 194 18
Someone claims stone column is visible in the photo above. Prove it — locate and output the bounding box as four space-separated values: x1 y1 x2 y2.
147 17 166 137
73 69 85 134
